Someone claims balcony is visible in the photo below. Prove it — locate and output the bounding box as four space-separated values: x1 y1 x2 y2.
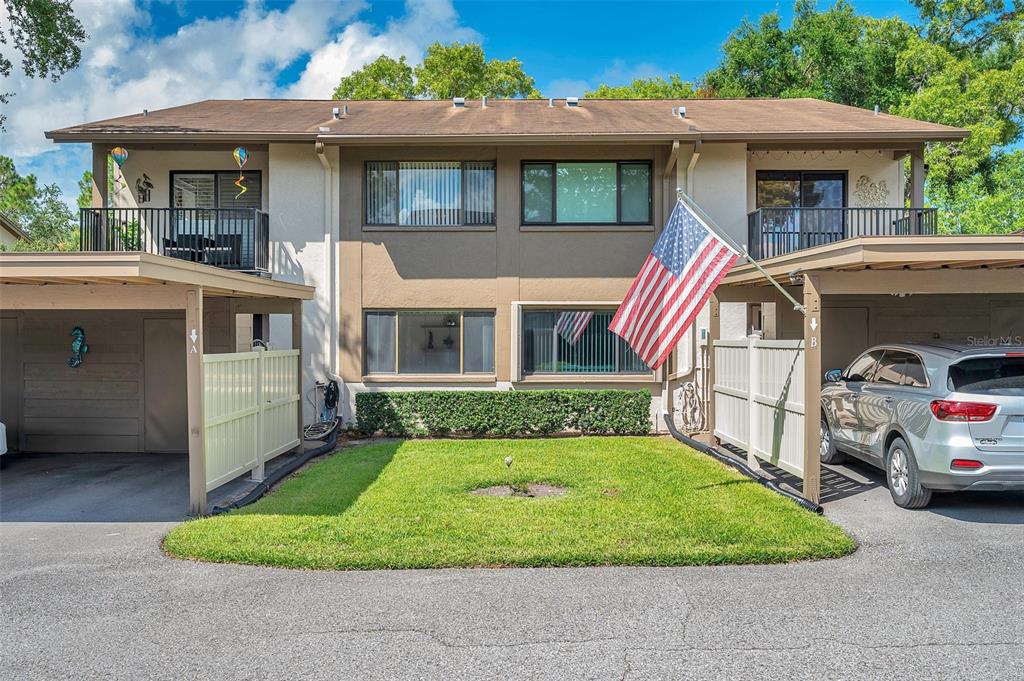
746 207 938 260
80 207 269 273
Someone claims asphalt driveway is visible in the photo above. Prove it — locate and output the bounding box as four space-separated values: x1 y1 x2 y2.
1 452 1022 680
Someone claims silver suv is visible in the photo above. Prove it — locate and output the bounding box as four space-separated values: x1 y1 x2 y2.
820 343 1024 508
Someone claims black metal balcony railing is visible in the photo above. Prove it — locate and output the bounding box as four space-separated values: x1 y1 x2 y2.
80 207 269 273
746 207 938 260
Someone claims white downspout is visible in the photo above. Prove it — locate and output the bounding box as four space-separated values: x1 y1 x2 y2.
315 142 340 385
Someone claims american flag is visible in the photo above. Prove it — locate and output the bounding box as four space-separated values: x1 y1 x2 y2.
554 310 594 345
610 199 739 370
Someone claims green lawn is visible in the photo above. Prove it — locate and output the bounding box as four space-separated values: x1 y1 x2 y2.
164 437 854 570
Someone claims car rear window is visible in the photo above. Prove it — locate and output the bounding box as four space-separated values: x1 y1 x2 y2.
948 356 1024 395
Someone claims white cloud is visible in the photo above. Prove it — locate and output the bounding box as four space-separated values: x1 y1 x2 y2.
286 0 479 98
2 0 477 205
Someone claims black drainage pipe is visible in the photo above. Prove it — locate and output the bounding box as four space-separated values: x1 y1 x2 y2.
663 414 823 515
210 426 340 515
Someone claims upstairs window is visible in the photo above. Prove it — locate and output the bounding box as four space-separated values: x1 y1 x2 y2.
365 161 496 227
522 161 652 225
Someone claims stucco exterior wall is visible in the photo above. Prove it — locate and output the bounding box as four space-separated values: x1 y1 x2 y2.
267 143 339 422
95 145 269 210
746 149 902 212
338 143 671 425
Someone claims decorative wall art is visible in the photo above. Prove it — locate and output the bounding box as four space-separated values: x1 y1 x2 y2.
135 173 153 203
854 175 890 207
110 146 129 198
232 146 248 199
67 327 89 368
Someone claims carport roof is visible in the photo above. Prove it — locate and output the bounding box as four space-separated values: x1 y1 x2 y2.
0 252 315 299
723 235 1024 287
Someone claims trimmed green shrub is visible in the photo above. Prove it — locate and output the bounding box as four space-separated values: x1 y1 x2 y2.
355 389 651 437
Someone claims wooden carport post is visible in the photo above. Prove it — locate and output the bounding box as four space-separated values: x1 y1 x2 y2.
185 286 207 516
802 274 822 504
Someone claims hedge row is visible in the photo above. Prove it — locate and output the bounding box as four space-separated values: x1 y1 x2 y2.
355 389 652 437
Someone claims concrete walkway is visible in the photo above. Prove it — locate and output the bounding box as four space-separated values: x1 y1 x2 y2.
1 452 1022 679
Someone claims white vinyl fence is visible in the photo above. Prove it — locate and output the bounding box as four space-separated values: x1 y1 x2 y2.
202 348 301 491
713 338 806 477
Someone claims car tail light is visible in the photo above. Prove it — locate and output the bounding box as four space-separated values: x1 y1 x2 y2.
951 459 983 470
929 400 997 422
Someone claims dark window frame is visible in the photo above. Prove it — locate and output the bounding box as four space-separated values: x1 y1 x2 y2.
363 160 497 228
169 170 264 209
755 170 848 209
362 309 496 376
520 307 650 376
520 160 654 226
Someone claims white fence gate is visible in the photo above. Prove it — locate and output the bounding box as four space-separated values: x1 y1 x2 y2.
202 348 301 491
713 339 806 477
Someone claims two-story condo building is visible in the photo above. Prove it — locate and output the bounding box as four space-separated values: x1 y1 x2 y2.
35 97 975 427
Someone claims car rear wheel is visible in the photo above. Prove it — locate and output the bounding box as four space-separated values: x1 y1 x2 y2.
820 415 844 464
886 437 931 509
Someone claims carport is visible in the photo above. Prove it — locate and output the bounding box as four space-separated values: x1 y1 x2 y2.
708 234 1024 502
0 252 314 514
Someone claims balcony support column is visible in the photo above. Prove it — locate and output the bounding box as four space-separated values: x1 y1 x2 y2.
91 145 109 250
910 145 926 234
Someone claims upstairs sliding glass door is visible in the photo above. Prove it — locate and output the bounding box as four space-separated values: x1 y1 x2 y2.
755 171 846 253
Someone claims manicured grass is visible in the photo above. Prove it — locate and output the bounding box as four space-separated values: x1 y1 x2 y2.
164 437 854 570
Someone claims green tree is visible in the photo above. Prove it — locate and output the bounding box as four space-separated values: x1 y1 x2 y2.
0 0 88 128
332 42 540 100
332 55 415 99
938 149 1024 234
0 155 76 251
414 42 540 99
76 170 92 208
586 75 696 99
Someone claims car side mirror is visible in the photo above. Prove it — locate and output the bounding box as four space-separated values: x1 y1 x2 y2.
824 369 844 383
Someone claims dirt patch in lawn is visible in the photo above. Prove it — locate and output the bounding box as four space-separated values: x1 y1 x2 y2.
470 483 568 498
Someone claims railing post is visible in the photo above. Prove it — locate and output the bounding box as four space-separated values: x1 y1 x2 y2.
746 334 761 471
252 347 265 482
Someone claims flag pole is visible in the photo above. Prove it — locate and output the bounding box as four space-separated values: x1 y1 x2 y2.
676 188 806 315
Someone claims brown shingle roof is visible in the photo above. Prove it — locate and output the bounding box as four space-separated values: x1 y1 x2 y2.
46 98 968 144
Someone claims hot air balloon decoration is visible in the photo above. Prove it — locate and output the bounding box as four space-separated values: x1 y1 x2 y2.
110 146 129 196
232 146 248 199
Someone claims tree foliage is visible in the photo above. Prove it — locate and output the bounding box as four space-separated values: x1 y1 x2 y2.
0 155 78 251
590 0 1022 234
333 42 540 101
333 55 415 99
0 0 88 128
587 75 697 99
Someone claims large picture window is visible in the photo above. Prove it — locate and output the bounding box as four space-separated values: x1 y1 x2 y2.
364 310 495 375
365 161 496 227
521 309 648 375
521 161 651 225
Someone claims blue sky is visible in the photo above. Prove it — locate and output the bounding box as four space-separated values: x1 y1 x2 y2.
2 0 921 206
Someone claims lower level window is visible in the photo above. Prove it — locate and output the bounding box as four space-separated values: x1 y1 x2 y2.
522 309 648 374
364 310 495 375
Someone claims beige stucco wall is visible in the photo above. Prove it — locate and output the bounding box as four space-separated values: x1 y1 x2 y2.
266 143 339 422
746 149 902 213
338 143 671 424
95 144 269 211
